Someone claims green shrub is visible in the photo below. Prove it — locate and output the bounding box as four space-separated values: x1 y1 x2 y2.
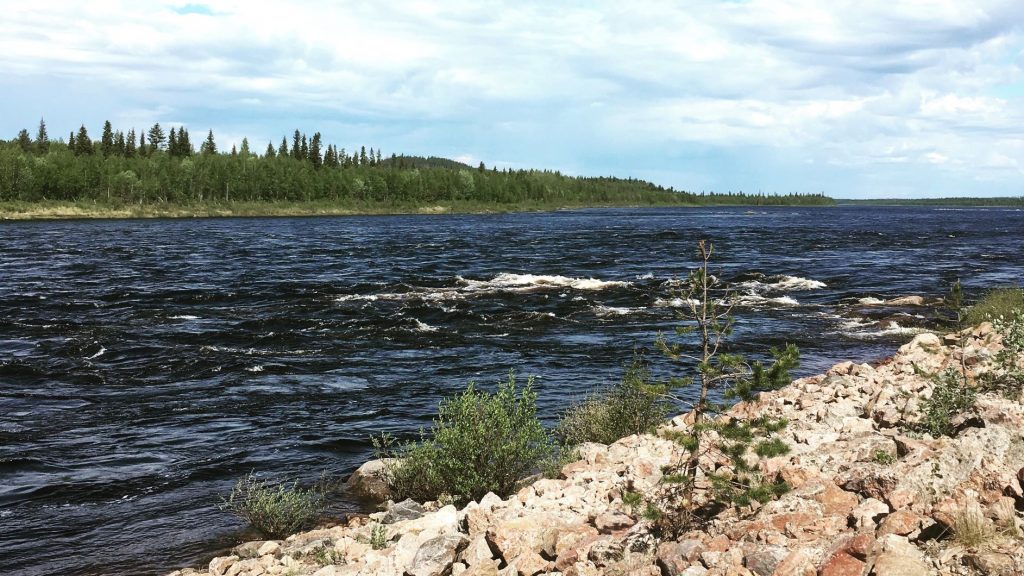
539 444 580 479
873 450 896 465
980 309 1024 399
220 473 328 538
555 352 672 446
965 288 1024 326
370 523 388 550
376 371 554 504
918 368 976 437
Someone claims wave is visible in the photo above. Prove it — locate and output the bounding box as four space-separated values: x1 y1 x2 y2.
336 273 630 305
735 274 826 292
170 315 200 320
411 319 438 332
857 297 885 305
843 321 926 339
86 346 106 360
654 297 701 308
732 294 800 307
593 305 645 317
458 273 629 292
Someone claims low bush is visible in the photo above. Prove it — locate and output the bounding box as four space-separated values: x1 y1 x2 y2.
918 368 976 437
965 288 1024 326
220 473 328 538
375 371 554 504
555 352 672 446
980 309 1024 399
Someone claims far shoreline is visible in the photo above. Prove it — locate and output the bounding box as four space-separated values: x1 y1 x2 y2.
0 201 840 222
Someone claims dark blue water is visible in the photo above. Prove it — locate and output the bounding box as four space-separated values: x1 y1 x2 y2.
1 206 1021 575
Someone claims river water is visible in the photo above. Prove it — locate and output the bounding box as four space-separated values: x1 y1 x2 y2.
1 206 1022 575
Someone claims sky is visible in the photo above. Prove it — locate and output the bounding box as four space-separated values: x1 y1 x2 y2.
2 1 1023 198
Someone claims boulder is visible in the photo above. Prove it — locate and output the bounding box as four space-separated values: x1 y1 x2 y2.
383 499 425 524
964 552 1017 576
850 498 889 530
344 458 397 502
656 541 693 575
876 509 922 537
742 545 788 576
408 533 469 576
594 511 635 533
818 551 864 576
209 556 238 576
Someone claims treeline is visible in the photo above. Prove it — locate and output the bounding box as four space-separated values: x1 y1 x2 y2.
836 197 1024 207
1 119 835 209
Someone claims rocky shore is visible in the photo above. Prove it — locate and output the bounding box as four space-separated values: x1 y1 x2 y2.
171 324 1024 576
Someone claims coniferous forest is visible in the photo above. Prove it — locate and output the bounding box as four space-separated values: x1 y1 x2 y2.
0 119 835 217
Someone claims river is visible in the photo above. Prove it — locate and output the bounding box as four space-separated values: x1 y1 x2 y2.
1 206 1022 575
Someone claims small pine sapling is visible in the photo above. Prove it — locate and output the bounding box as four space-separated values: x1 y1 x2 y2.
648 240 799 536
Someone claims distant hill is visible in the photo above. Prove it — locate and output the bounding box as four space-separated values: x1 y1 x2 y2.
380 155 474 170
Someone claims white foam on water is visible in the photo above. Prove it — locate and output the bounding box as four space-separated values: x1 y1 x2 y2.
412 319 438 332
594 305 644 316
735 274 826 292
170 315 199 320
87 347 106 359
459 273 629 292
636 272 655 280
773 275 827 290
857 297 885 306
246 365 265 373
732 294 800 307
844 321 926 340
654 297 701 308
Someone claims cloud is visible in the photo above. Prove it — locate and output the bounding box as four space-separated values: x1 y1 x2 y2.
1 0 1023 197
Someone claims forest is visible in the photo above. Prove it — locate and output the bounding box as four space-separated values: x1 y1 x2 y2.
0 119 835 215
836 197 1024 207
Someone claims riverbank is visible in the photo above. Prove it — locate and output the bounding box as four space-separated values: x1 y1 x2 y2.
0 200 837 221
169 324 1024 576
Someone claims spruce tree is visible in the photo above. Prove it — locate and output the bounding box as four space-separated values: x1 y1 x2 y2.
68 131 76 149
265 142 276 158
179 128 192 157
75 125 94 155
360 145 367 166
231 144 237 157
278 136 288 157
125 129 137 158
239 137 250 158
139 131 147 157
35 118 49 154
309 132 322 168
16 129 32 152
168 127 178 157
115 131 126 156
101 120 114 155
202 130 217 155
148 123 166 151
375 149 382 165
292 130 301 160
300 134 309 161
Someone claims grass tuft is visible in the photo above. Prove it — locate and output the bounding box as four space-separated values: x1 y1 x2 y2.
966 288 1024 327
